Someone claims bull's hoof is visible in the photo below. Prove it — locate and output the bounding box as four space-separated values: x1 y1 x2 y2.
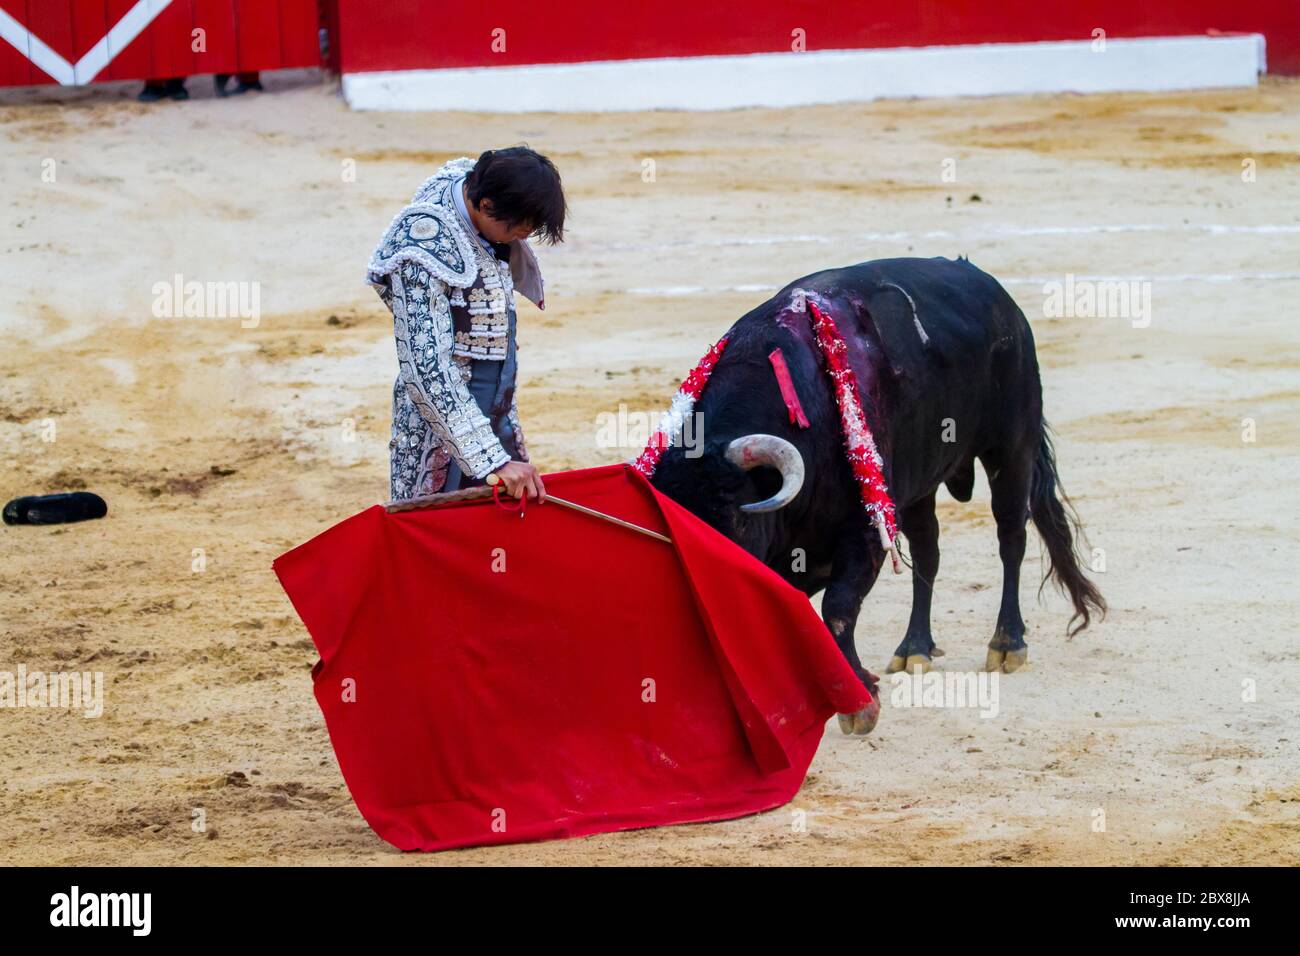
887 645 942 673
905 654 932 674
837 700 880 736
985 647 1028 673
888 653 933 674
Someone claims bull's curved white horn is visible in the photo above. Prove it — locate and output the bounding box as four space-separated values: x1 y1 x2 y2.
725 434 805 513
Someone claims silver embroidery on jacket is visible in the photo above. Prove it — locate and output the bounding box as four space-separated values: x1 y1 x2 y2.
386 265 510 500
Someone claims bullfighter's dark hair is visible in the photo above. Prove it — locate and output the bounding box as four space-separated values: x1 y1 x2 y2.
465 146 567 244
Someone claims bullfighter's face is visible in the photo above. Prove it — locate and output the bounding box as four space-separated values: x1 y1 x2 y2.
470 196 536 244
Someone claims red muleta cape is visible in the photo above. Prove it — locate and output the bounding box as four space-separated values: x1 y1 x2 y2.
273 463 870 852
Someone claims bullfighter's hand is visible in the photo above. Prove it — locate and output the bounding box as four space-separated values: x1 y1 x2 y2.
491 461 546 502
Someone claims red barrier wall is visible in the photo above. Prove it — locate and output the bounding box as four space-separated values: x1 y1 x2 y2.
0 0 320 86
333 0 1299 75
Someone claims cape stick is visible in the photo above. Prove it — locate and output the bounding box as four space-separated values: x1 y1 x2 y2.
385 482 672 545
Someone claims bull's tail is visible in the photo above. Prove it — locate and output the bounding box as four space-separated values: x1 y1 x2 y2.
1029 424 1106 636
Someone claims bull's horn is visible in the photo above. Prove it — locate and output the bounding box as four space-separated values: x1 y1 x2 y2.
725 434 805 513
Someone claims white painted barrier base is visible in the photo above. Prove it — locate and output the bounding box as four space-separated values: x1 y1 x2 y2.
343 34 1265 112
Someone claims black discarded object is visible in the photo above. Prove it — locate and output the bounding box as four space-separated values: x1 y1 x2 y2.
3 492 108 526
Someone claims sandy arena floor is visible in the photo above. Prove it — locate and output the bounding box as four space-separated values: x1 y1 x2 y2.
1 72 1297 865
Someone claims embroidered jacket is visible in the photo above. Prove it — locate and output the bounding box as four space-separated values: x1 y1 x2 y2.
369 158 541 497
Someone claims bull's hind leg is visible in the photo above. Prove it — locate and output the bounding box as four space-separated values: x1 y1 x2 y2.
886 492 943 674
822 522 883 735
982 447 1033 673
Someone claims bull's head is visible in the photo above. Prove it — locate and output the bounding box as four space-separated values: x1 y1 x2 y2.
651 433 804 547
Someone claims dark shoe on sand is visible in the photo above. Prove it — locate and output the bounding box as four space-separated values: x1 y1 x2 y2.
4 492 108 525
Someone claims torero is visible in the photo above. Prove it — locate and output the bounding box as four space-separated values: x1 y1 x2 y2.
368 148 567 503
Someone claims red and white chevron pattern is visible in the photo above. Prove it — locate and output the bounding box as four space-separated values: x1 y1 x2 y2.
0 0 174 85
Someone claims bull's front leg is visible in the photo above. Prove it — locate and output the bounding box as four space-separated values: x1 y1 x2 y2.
821 522 884 735
886 492 944 674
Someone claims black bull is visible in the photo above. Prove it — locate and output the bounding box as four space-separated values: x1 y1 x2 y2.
651 257 1105 734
